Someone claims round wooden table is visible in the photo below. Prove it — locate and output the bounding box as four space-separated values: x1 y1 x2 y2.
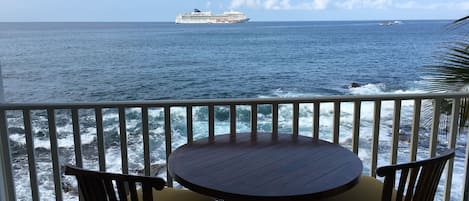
168 133 363 201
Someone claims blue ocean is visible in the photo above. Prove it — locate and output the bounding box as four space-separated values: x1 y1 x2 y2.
1 21 467 201
1 21 464 102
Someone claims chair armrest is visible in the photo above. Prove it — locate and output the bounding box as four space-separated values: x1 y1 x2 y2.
64 165 166 190
376 150 454 177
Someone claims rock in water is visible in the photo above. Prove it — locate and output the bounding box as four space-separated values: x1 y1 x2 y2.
350 82 361 88
137 163 167 176
150 164 167 176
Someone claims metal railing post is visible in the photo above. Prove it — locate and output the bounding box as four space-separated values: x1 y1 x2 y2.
0 114 6 201
0 60 13 201
463 123 469 201
0 108 15 201
0 61 5 102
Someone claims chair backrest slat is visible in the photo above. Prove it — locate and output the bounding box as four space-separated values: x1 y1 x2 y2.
377 150 455 201
103 179 118 201
143 184 154 201
396 168 409 201
414 167 431 201
116 181 129 201
128 182 139 201
95 178 107 201
382 172 395 201
404 167 420 201
77 177 94 201
64 165 166 201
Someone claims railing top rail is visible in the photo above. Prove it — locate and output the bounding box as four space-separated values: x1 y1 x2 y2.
1 92 469 110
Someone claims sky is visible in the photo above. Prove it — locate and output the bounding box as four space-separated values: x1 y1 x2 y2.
0 0 468 22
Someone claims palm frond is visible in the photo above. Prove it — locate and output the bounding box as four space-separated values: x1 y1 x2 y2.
425 41 469 92
424 39 469 130
423 16 469 131
447 15 469 30
454 16 469 25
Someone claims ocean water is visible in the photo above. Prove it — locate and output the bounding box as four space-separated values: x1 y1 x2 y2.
0 21 468 201
1 21 465 102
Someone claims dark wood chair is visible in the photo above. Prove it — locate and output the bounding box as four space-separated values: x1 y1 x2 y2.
322 150 455 201
64 165 214 201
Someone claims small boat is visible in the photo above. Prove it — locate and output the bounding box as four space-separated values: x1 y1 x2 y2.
379 20 402 26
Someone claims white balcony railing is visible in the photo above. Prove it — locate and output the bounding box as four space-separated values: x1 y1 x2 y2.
1 92 469 201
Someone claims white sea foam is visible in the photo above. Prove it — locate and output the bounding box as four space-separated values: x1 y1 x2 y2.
263 88 323 98
349 83 388 95
349 83 426 95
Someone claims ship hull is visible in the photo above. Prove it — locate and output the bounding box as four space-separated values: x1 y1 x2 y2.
175 10 249 24
175 18 249 24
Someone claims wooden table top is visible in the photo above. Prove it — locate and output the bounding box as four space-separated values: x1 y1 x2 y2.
168 133 363 201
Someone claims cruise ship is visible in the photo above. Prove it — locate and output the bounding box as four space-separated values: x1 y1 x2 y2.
175 9 249 24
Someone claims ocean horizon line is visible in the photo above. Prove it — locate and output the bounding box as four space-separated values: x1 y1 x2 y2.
0 19 455 23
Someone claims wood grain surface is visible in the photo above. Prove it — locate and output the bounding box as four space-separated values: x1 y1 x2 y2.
168 133 362 201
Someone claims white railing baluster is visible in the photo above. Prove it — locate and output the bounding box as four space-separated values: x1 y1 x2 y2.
313 102 320 140
71 109 82 168
23 110 39 201
272 103 278 140
352 101 361 154
391 100 401 165
430 98 442 157
410 99 421 162
230 104 236 139
371 100 381 177
47 109 62 201
72 109 84 201
332 101 340 144
164 106 173 186
252 104 258 139
95 108 105 171
293 103 299 137
118 107 128 174
445 97 460 201
464 127 469 201
0 108 15 201
141 106 150 176
208 104 215 141
186 106 193 143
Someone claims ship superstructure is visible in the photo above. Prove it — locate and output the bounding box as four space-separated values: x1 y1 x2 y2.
175 9 249 24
